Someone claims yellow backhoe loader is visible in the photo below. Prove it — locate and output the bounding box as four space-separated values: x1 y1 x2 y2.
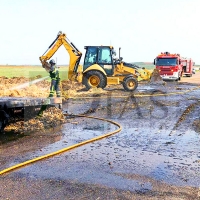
39 31 152 91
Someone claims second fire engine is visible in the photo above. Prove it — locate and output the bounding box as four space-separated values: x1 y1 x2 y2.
154 52 194 81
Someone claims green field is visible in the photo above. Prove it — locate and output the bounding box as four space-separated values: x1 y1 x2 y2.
0 63 155 80
0 66 69 80
132 62 155 70
1 63 198 81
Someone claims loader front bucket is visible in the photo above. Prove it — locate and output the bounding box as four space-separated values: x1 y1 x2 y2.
137 68 152 81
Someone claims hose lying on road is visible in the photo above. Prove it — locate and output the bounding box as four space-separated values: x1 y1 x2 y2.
0 114 122 176
1 85 199 175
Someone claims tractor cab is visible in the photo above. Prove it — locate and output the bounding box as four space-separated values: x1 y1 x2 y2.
82 45 139 91
83 46 116 76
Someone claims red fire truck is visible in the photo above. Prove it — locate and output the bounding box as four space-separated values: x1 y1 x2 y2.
181 57 194 77
154 52 194 81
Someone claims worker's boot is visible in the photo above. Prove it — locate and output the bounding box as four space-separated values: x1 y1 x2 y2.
37 105 47 117
56 91 61 97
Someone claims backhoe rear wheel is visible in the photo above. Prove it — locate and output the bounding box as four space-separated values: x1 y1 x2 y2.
83 71 106 90
123 76 138 91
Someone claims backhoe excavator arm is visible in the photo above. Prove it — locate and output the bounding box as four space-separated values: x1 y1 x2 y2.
39 31 82 80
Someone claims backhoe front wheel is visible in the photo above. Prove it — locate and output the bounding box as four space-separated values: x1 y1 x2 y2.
123 76 138 91
83 71 106 90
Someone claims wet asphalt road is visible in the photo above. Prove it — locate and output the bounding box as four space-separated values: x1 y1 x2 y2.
0 79 200 199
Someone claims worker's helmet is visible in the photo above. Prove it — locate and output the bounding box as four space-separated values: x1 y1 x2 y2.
49 59 56 65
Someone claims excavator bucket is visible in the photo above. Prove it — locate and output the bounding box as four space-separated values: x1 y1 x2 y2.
41 61 51 72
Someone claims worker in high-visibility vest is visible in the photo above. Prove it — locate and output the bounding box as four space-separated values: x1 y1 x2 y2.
38 59 61 117
48 59 61 97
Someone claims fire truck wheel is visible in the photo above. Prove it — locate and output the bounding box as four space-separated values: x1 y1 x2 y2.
177 73 182 81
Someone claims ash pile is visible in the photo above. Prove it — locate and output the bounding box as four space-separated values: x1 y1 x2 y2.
4 107 65 134
149 69 166 85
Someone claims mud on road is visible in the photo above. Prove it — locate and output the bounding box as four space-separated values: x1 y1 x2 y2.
0 73 200 199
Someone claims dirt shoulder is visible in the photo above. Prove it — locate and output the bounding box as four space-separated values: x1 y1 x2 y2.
180 72 200 84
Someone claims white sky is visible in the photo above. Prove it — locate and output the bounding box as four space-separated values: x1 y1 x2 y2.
0 0 200 65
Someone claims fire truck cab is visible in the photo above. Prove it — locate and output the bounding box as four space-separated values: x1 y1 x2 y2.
154 52 182 81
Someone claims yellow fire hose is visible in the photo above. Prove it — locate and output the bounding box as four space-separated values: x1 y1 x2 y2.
0 85 199 175
0 114 122 176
